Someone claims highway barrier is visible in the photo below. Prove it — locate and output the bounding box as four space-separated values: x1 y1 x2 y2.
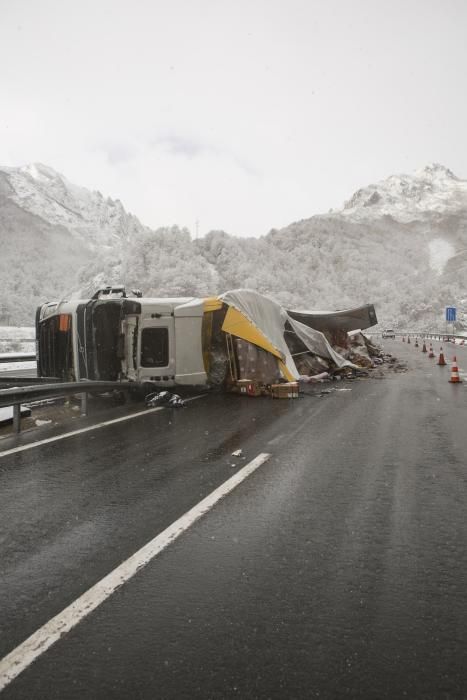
0 353 36 364
372 332 467 342
0 381 135 434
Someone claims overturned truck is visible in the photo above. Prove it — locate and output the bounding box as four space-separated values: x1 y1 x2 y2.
36 287 378 391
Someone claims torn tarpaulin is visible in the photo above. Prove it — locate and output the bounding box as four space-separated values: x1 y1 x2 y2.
145 391 186 408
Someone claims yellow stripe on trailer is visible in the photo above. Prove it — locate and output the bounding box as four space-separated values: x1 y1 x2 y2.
222 306 283 358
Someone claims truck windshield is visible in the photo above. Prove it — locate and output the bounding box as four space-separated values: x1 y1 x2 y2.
141 327 169 367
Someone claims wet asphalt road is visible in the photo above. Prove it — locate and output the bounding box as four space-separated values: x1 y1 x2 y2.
2 339 467 699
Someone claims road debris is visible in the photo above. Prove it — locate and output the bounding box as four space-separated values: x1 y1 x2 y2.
35 418 52 426
298 372 330 383
145 391 186 408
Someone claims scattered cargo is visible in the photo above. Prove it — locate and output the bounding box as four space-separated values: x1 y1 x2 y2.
271 382 299 399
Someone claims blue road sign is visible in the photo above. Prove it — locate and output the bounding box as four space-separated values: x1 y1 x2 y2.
446 306 457 322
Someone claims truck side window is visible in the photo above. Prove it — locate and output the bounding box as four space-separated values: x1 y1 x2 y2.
141 327 169 367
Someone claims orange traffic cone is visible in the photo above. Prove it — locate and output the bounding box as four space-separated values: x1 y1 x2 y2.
449 356 462 383
422 341 427 353
437 348 446 366
428 344 435 358
414 338 418 347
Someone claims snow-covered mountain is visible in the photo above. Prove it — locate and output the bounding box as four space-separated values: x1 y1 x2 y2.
0 163 147 247
341 163 467 223
335 163 467 281
0 163 149 323
1 161 467 327
260 163 467 328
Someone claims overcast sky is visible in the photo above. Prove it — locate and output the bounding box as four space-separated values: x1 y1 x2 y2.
1 0 466 237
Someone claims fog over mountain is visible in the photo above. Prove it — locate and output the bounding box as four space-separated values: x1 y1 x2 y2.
1 162 466 328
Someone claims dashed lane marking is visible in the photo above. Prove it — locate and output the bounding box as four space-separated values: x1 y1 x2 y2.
0 395 206 459
0 452 271 691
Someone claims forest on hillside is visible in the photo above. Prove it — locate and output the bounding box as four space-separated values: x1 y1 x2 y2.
75 221 461 330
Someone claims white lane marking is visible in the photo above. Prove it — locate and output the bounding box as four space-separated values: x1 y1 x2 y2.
0 452 271 691
0 395 205 459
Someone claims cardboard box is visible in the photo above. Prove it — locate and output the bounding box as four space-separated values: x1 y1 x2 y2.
270 382 299 399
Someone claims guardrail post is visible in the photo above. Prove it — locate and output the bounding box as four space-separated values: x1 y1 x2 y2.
80 392 88 417
13 404 21 433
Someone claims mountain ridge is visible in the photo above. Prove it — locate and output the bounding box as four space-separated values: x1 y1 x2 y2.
1 162 467 328
2 162 147 247
340 163 467 225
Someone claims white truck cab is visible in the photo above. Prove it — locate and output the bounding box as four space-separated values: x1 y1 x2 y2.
36 288 208 387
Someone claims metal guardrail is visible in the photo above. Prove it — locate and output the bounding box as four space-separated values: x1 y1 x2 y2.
372 332 467 341
0 353 36 364
0 376 62 387
0 380 134 434
0 339 35 343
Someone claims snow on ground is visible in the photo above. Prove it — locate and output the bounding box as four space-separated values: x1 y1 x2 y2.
428 238 455 274
0 328 36 372
0 327 35 339
0 327 35 354
0 406 31 423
